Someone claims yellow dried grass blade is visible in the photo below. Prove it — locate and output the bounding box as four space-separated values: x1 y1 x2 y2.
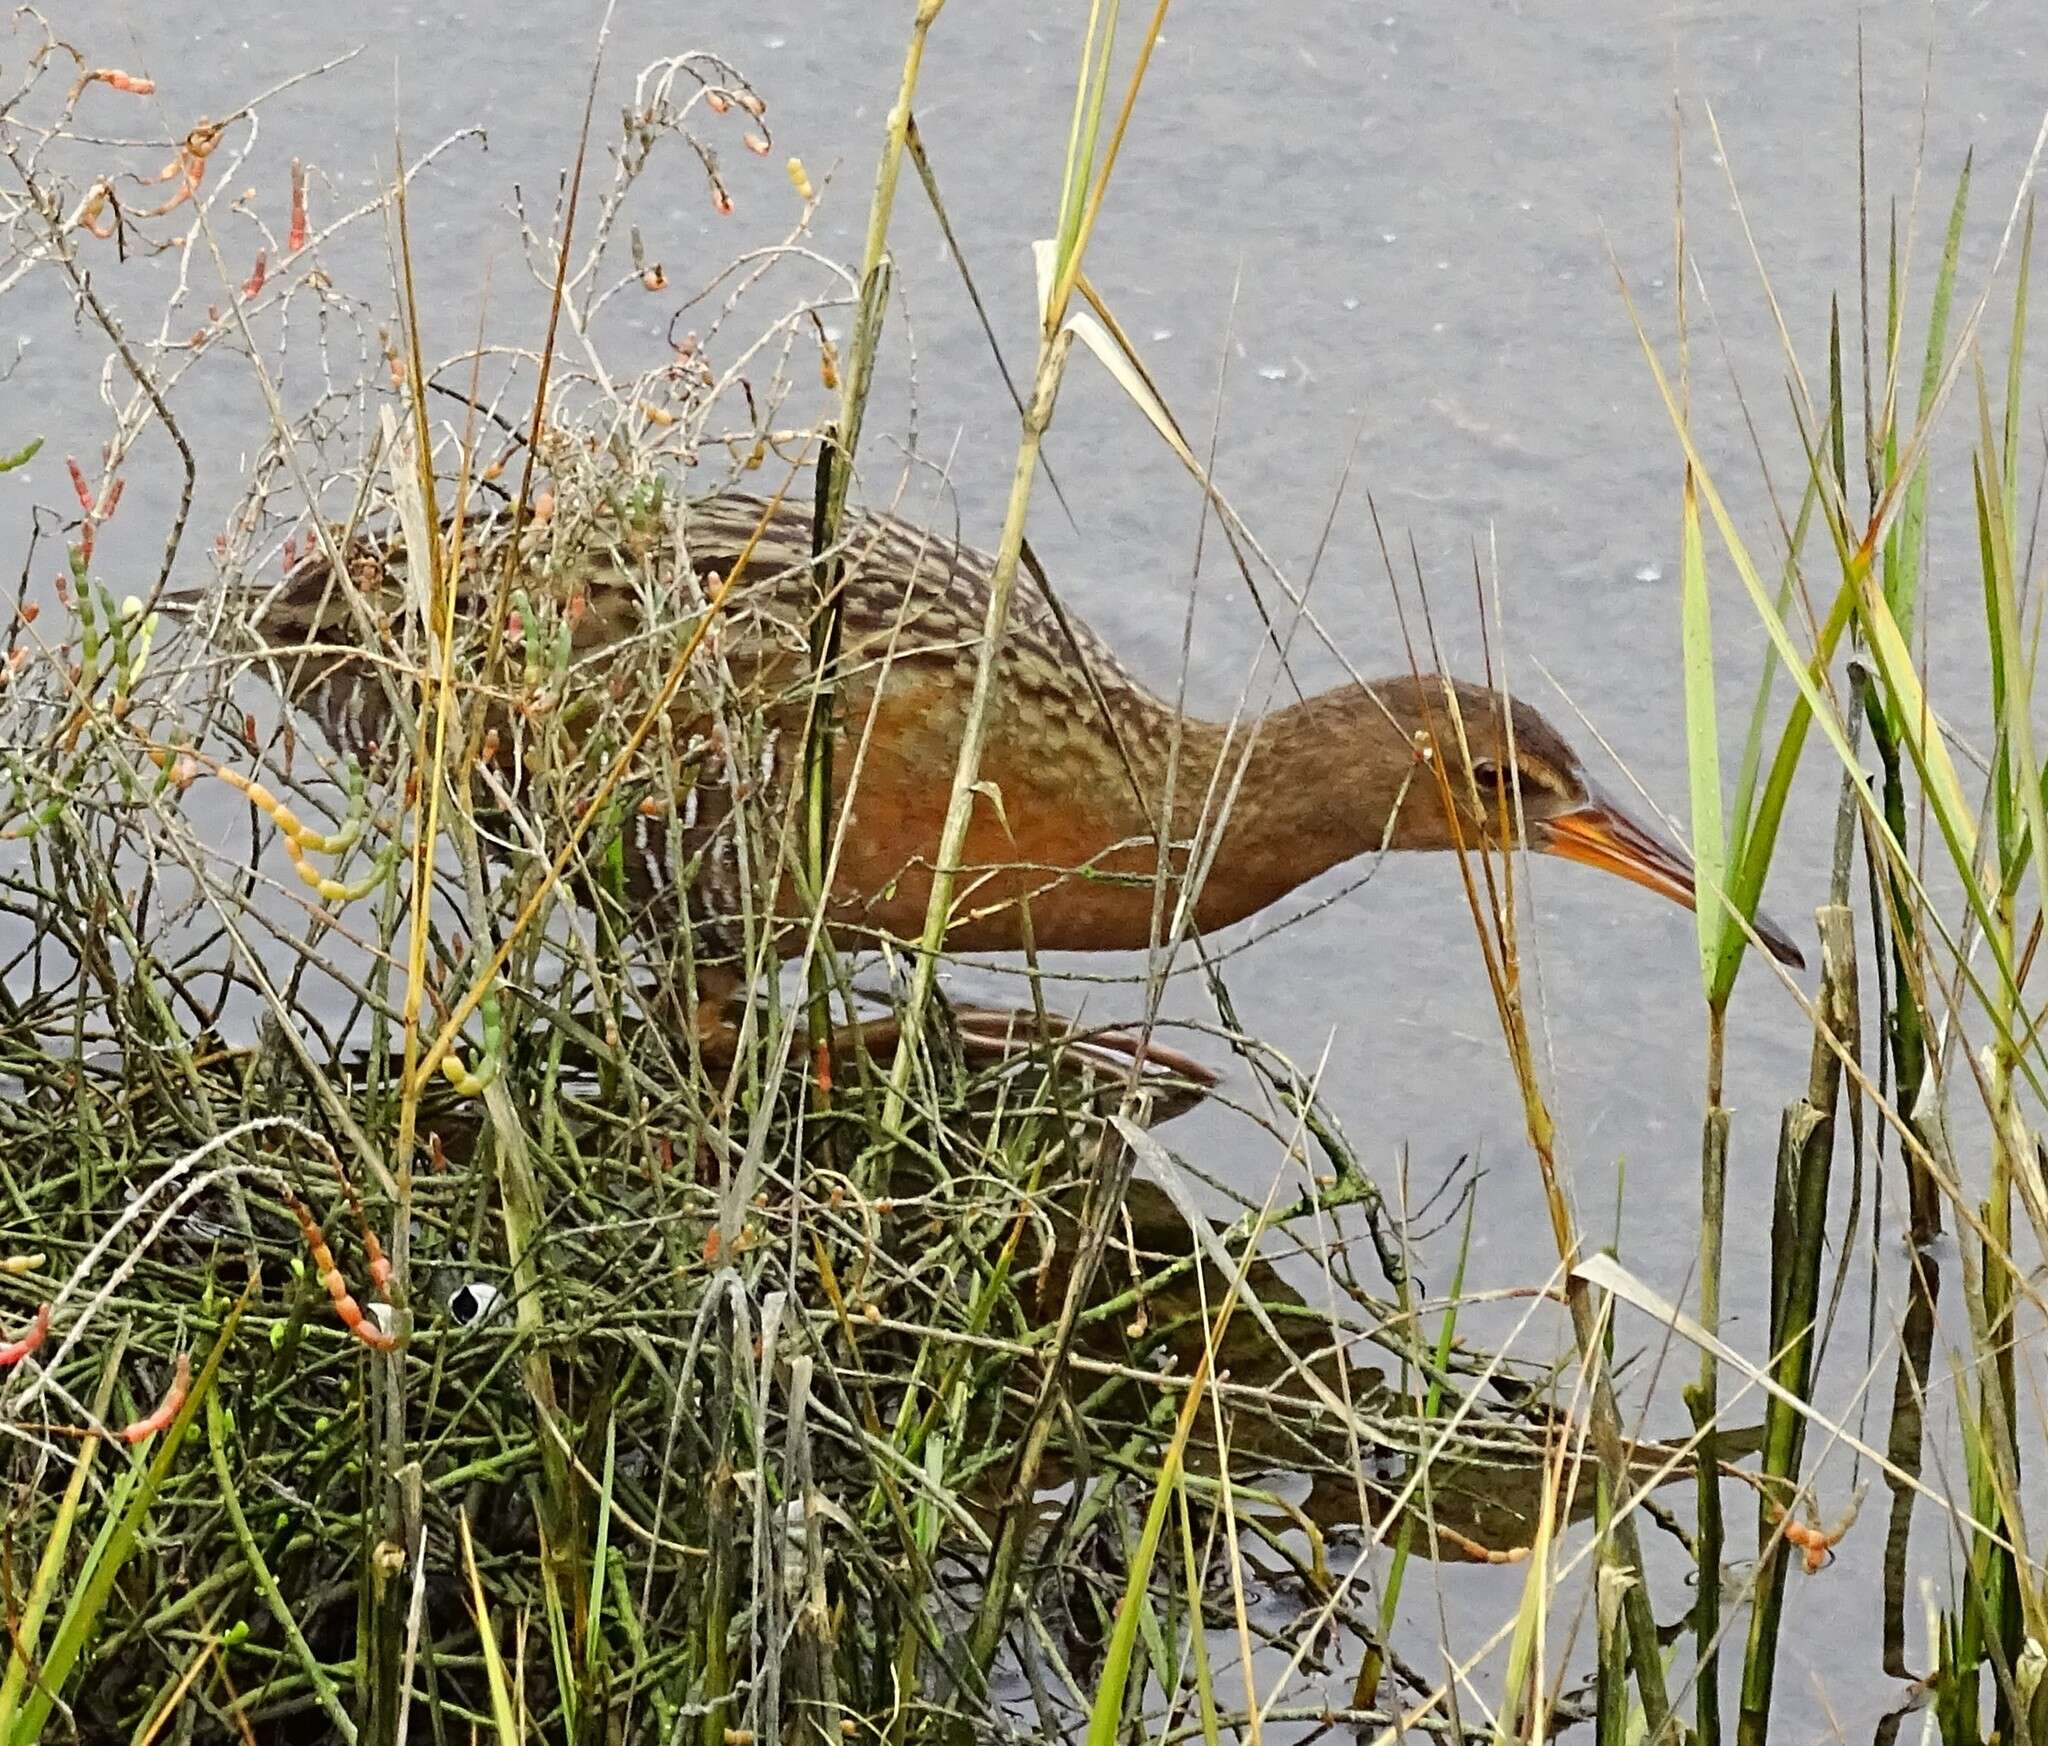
460 1509 522 1744
1852 560 1979 876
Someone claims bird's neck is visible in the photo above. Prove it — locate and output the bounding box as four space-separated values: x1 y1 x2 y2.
1169 685 1417 932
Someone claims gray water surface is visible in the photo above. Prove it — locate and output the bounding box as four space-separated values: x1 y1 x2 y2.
14 0 2048 1729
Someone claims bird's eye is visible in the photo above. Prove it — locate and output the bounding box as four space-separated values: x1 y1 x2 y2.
1469 760 1557 806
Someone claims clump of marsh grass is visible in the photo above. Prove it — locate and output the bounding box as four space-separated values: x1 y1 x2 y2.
1594 59 2048 1745
28 4 2048 1741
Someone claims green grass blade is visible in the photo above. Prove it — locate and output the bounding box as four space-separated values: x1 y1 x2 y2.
0 1435 102 1734
1974 457 2015 860
1886 152 1972 645
1086 1122 1261 1746
585 1410 618 1679
1705 444 1848 1005
12 1295 248 1744
1680 463 1729 989
1173 1479 1224 1746
1496 1462 1559 1739
539 1520 578 1737
207 1388 361 1743
1973 361 2048 937
2001 198 2033 535
1721 471 1815 873
1085 1346 1219 1746
1055 0 1115 264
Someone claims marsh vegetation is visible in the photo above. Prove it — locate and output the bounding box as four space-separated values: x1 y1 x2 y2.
1 7 2046 1743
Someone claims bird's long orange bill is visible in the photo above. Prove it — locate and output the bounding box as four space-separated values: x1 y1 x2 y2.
1539 796 1806 971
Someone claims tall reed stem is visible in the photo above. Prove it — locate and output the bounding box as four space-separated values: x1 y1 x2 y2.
879 0 1170 1133
1684 1006 1729 1743
804 0 943 1118
1469 899 1673 1734
1735 904 1852 1741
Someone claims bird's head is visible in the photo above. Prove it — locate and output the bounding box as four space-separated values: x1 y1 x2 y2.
1355 673 1805 970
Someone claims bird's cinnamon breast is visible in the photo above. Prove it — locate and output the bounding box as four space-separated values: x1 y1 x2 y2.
817 667 1184 955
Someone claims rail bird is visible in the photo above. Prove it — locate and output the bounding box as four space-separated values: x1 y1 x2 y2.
194 487 1802 1079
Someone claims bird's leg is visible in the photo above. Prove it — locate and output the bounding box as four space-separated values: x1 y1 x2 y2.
839 1005 1219 1123
670 967 1218 1123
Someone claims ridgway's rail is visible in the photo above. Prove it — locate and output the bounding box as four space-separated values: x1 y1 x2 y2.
191 487 1803 1071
